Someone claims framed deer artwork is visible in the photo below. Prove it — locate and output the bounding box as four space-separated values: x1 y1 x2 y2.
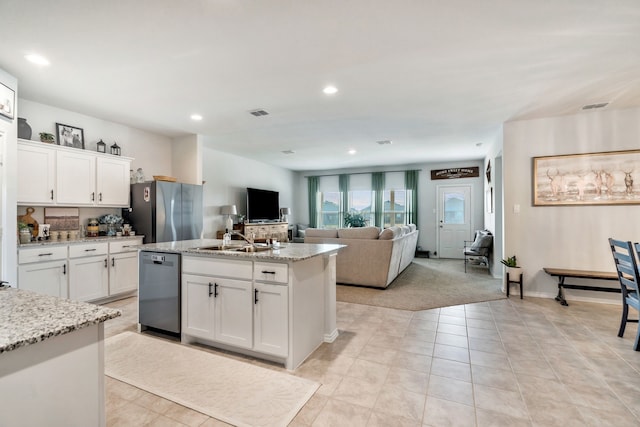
532 149 640 206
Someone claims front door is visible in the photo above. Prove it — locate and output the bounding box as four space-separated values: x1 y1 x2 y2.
438 185 471 259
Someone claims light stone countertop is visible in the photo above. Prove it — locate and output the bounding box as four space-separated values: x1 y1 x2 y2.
18 235 143 248
0 287 121 354
139 238 345 261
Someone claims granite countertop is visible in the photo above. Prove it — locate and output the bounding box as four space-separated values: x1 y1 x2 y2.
0 287 121 354
18 235 143 248
140 239 345 261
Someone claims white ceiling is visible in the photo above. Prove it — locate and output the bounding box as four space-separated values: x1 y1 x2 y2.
2 0 640 171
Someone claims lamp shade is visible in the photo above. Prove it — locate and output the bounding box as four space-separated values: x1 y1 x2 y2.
220 205 237 216
280 207 291 215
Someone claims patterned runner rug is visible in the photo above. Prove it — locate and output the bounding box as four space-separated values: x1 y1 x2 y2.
105 332 319 427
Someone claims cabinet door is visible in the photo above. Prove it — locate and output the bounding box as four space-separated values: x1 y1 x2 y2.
56 150 96 205
214 278 253 349
182 274 215 340
253 283 288 357
109 252 138 295
97 157 130 206
69 255 109 301
18 260 68 298
17 143 56 204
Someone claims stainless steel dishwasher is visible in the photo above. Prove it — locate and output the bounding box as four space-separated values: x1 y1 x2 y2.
139 251 181 334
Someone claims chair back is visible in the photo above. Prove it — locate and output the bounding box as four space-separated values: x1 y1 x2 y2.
608 238 640 294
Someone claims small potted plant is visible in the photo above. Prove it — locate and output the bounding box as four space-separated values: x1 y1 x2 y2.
501 255 522 278
18 222 32 244
344 212 366 228
39 132 55 143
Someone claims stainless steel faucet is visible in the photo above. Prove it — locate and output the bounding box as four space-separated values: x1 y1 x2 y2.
231 230 256 247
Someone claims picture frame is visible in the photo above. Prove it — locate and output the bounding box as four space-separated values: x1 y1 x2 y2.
56 123 84 149
0 82 15 120
532 149 640 206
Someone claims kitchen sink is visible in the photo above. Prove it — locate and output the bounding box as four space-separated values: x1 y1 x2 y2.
191 245 271 252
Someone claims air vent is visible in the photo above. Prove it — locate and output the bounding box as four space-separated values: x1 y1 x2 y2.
249 109 269 116
582 102 609 110
376 140 392 145
281 150 295 154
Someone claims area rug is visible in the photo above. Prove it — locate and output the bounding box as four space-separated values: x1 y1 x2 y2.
336 258 505 311
105 332 319 427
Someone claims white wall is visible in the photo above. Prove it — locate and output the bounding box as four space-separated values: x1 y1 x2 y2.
296 160 485 257
504 107 640 303
171 134 202 185
18 99 173 178
201 142 297 238
0 68 18 285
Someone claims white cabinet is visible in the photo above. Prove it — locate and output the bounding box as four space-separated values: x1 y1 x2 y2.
68 242 109 301
17 140 132 207
182 256 289 359
18 246 68 298
214 278 253 349
108 238 142 295
253 282 288 357
97 157 130 206
17 143 56 204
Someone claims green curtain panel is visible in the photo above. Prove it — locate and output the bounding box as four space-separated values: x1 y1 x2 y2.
405 170 419 227
307 176 319 228
372 172 385 228
339 174 349 226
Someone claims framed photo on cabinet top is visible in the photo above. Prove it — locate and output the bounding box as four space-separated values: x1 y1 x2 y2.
532 149 640 206
56 123 84 149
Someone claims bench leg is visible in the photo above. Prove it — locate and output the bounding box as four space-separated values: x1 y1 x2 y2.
554 277 568 306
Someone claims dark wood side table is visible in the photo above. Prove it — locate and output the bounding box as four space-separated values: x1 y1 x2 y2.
506 272 523 299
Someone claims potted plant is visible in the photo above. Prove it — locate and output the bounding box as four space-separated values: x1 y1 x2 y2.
344 212 366 228
18 222 32 244
501 255 522 278
39 132 55 143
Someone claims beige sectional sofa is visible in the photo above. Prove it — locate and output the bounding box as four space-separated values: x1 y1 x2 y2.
304 224 419 288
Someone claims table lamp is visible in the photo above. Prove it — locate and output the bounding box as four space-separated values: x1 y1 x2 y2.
280 207 291 223
220 205 237 231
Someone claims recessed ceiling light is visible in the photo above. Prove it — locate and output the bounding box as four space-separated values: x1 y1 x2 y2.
190 114 203 121
25 54 50 66
323 86 338 95
348 149 357 155
249 109 269 116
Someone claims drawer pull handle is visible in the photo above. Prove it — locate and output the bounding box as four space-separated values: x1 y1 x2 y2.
84 248 97 252
38 253 54 256
122 245 131 248
261 270 276 275
91 192 95 201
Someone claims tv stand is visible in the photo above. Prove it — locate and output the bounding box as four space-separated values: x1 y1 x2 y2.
242 222 289 242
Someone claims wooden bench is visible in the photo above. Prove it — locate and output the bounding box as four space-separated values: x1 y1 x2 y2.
543 267 620 306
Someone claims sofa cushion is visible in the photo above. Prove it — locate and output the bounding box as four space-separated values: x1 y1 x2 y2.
470 231 492 250
401 225 411 235
408 224 416 232
379 228 395 240
305 228 338 238
338 226 380 239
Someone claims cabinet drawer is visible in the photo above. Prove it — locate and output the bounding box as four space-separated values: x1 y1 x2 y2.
254 262 288 284
19 246 67 264
183 256 252 280
109 238 143 254
69 242 108 258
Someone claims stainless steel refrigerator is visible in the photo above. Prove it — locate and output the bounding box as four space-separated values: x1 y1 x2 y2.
125 181 203 244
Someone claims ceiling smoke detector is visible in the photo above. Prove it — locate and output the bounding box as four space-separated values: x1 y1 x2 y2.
281 150 295 154
249 109 269 117
376 140 393 145
582 102 609 110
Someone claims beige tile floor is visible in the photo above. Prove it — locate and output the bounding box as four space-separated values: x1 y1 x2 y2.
104 294 640 426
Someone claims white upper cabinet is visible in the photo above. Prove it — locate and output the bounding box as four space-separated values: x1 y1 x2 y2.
17 143 56 204
56 150 96 205
17 140 132 207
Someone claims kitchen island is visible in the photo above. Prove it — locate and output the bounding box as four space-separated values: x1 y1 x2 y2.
0 286 120 427
139 239 344 370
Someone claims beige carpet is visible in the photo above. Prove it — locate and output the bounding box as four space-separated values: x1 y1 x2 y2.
105 332 319 427
336 258 505 311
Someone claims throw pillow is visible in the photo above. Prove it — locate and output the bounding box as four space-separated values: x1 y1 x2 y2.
379 228 395 240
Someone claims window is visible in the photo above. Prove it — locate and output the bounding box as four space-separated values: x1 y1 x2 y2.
319 191 340 229
348 190 373 225
383 189 406 227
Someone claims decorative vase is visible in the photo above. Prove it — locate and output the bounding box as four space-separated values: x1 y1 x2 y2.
19 229 31 244
18 117 32 140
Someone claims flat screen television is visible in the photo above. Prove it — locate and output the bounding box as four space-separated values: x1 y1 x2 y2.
246 187 280 222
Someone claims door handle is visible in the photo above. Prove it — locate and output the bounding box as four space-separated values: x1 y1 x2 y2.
63 264 66 275
84 248 96 252
50 190 54 200
104 259 108 268
99 193 103 202
91 192 95 201
261 270 276 275
254 289 259 304
112 258 115 267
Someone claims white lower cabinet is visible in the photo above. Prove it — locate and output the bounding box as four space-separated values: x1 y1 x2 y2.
109 238 143 296
69 255 109 301
18 260 68 298
253 282 288 357
182 257 289 359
